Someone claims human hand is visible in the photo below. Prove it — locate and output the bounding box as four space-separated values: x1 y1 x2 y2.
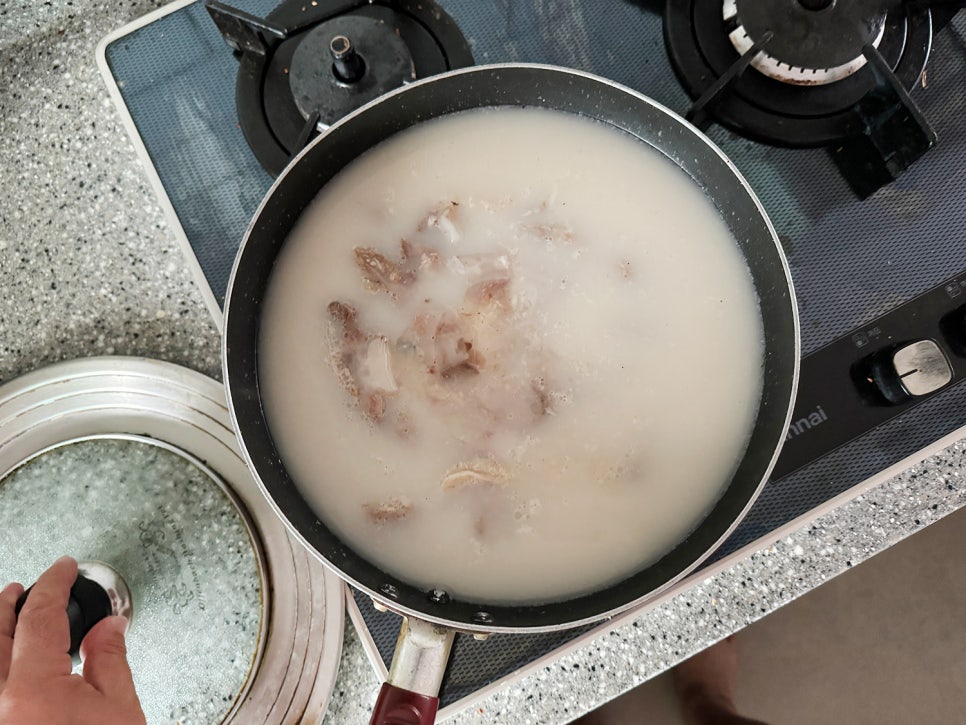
0 556 145 725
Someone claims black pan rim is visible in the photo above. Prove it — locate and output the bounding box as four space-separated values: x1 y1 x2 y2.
223 62 801 634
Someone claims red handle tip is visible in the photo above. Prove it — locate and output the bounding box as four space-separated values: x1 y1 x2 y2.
370 682 440 725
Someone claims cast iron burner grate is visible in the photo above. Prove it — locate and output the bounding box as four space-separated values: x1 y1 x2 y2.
664 0 963 197
205 0 473 176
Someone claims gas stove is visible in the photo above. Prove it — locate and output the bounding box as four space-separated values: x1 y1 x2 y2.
98 1 966 718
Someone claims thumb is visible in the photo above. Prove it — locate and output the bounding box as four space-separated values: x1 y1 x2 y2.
79 616 139 703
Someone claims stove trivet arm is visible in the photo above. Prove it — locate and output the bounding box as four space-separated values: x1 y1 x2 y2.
905 0 966 31
205 0 289 56
685 31 773 131
829 42 938 198
295 108 323 150
901 0 966 8
861 42 937 146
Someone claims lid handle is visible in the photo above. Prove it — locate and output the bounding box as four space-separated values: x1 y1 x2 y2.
15 560 133 664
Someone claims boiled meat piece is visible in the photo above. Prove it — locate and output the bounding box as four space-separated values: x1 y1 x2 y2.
354 240 441 297
418 200 460 243
327 301 396 422
519 221 574 244
328 200 559 478
402 310 483 378
441 458 509 490
363 496 412 524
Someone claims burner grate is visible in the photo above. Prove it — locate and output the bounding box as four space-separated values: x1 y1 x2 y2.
206 0 472 176
665 0 940 195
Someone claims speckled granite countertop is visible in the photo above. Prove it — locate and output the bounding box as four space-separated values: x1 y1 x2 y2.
1 2 964 723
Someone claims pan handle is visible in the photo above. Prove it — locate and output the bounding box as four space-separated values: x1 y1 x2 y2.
369 615 456 725
370 684 440 725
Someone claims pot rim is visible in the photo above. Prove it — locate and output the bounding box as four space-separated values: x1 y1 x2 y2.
223 62 801 634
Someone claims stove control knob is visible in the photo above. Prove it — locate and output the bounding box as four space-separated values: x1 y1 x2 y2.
870 339 953 404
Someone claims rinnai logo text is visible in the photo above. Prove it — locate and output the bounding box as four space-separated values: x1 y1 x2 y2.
786 405 828 441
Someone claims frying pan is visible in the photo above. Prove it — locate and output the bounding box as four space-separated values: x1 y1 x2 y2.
223 64 799 724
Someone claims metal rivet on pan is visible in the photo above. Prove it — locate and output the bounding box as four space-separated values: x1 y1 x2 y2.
472 610 493 624
427 589 450 605
371 598 388 612
379 583 399 600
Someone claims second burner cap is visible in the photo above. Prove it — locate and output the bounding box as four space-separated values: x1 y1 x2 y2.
289 16 415 126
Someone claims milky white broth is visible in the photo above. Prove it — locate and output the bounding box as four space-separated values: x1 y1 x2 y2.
258 107 764 604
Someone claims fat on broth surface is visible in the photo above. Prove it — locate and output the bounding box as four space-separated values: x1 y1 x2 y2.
258 107 764 604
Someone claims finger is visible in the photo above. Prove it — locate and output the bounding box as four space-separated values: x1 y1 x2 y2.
0 582 23 638
0 582 25 686
79 616 139 706
11 556 77 679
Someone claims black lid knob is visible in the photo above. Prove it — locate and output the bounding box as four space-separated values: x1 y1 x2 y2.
15 562 131 664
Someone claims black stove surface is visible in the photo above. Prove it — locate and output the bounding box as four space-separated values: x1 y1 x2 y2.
101 0 966 712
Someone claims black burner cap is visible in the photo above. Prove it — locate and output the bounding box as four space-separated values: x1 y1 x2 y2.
287 16 415 126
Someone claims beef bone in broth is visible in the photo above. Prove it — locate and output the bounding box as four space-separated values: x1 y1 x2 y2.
258 107 764 604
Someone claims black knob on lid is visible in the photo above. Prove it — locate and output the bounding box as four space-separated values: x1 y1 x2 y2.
15 573 113 660
14 565 128 664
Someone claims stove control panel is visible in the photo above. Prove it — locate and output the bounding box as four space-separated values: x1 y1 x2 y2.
771 272 966 481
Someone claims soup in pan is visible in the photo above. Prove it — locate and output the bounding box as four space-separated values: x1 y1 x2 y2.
258 107 764 603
